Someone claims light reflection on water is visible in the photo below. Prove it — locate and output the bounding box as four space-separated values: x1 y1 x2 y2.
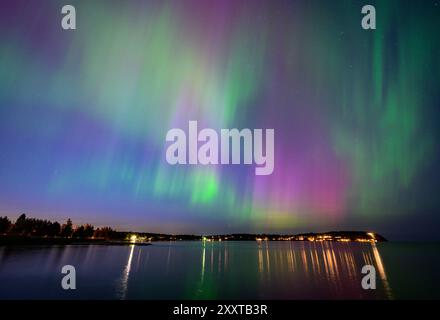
118 244 135 300
0 241 438 299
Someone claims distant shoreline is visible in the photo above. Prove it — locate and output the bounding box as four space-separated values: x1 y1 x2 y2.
0 231 386 246
0 235 152 246
0 215 387 245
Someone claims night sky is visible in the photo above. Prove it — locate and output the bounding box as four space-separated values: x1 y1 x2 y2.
0 0 439 240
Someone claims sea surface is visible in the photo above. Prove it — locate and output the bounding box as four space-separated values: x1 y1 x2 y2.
0 241 438 299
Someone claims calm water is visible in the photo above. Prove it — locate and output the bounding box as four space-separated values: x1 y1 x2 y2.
0 241 438 299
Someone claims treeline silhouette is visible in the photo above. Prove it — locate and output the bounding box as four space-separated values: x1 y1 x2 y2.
0 214 117 239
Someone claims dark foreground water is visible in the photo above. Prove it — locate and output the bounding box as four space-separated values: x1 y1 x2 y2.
0 241 439 299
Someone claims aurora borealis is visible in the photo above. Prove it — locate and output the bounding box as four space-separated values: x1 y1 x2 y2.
0 0 439 239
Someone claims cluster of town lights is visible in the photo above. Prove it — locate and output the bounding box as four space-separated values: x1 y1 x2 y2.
201 233 378 243
126 233 378 243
